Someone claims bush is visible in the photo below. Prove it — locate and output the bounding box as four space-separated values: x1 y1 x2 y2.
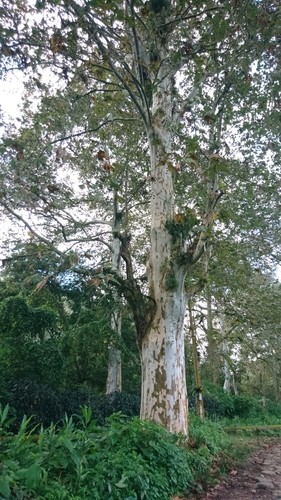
265 400 281 418
0 379 140 429
189 388 281 420
4 379 63 430
189 391 235 418
232 395 260 418
187 413 232 486
94 391 140 424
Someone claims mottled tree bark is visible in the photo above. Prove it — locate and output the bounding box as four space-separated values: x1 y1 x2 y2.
139 58 189 434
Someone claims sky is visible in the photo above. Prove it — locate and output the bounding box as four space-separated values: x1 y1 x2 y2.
0 73 24 119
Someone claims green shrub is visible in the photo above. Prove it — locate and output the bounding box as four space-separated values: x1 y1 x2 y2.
95 392 140 423
0 380 141 430
0 408 193 499
3 379 63 429
189 413 230 455
189 387 281 421
232 395 260 418
189 392 235 418
265 400 281 418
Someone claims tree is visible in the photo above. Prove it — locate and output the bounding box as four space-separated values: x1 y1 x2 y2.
0 294 63 387
221 272 281 402
0 243 140 392
0 0 280 434
188 297 204 418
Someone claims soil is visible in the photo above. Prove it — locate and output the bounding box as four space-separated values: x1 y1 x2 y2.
182 440 281 500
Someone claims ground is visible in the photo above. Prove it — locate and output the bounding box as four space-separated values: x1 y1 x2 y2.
189 441 281 499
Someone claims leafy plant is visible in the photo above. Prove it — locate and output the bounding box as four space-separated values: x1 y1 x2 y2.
1 405 278 499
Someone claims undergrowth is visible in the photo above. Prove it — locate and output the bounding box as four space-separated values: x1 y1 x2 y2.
0 406 235 499
0 405 280 499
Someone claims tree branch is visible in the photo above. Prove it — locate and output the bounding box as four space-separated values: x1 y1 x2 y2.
190 191 224 265
89 28 149 128
1 202 65 257
41 117 139 151
158 6 223 31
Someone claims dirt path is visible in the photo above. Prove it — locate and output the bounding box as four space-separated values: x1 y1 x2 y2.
186 441 281 500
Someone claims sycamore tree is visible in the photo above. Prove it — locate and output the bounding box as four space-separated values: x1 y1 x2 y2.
219 272 281 401
194 234 281 394
0 0 280 434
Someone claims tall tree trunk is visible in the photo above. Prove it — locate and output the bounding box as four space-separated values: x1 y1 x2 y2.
106 192 122 394
140 267 188 434
188 298 204 419
274 367 281 403
106 307 122 394
222 340 232 394
140 61 188 435
204 250 218 384
232 371 239 396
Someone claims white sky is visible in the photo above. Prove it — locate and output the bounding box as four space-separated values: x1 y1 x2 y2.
0 73 24 120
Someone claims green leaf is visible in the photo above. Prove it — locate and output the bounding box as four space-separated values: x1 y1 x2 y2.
0 476 11 497
115 475 128 488
0 404 9 426
17 463 44 489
